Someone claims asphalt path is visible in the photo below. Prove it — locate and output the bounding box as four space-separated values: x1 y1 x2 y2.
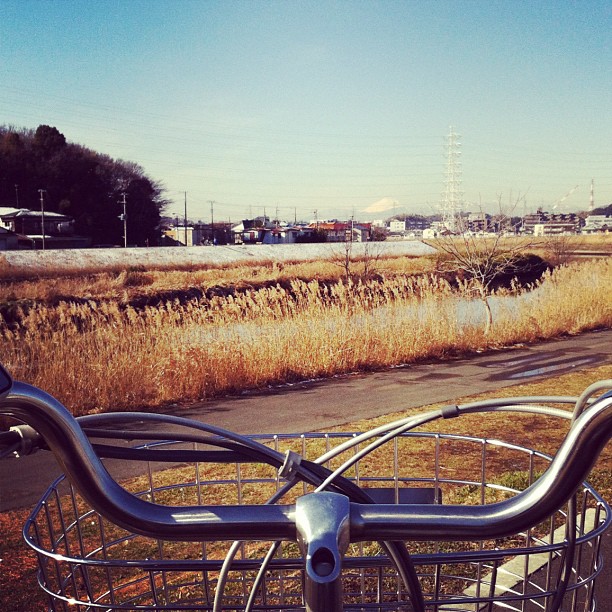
1 328 611 606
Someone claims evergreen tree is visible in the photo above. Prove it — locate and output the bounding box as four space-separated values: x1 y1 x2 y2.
0 124 167 245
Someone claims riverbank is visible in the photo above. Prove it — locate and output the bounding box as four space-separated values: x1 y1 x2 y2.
0 258 610 417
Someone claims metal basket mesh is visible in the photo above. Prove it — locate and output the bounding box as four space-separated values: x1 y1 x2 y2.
24 432 610 611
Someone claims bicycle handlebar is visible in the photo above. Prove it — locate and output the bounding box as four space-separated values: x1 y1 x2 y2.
2 377 612 544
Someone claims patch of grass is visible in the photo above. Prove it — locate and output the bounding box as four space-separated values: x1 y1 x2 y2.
0 510 45 610
0 253 436 300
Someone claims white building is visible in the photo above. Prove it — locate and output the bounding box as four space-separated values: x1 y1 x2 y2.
0 207 20 229
582 215 611 233
262 225 299 244
388 219 406 233
533 222 577 236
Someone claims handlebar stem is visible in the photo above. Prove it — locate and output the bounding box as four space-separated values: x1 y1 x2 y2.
296 492 350 611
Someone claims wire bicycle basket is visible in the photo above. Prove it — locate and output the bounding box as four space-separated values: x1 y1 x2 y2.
25 431 610 611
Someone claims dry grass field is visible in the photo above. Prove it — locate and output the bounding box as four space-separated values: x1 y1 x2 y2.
0 252 435 302
0 251 610 416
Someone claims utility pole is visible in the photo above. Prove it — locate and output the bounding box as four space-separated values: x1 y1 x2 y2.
14 184 19 207
184 191 188 246
208 200 215 244
38 189 46 250
314 209 318 229
119 192 127 248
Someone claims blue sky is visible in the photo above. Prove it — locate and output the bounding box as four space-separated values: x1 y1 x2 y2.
1 0 610 223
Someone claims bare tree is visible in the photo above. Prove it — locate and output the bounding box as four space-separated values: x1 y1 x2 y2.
335 233 355 283
329 237 387 282
360 241 387 279
423 199 535 334
543 234 584 267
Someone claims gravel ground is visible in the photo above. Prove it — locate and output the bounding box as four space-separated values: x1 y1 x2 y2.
0 240 436 273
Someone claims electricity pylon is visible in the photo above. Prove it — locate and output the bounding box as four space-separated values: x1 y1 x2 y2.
441 126 463 232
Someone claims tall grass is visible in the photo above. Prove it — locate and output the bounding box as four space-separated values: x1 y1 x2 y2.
0 259 610 416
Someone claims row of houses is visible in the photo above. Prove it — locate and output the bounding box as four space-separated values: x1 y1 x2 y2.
402 211 610 238
2 205 610 251
1 206 375 251
163 218 373 246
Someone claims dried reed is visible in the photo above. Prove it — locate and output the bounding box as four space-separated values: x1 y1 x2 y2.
0 259 609 416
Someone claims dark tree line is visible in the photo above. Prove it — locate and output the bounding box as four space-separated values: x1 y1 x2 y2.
0 125 167 246
592 203 612 216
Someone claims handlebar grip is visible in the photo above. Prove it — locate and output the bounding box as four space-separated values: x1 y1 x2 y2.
1 382 296 540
